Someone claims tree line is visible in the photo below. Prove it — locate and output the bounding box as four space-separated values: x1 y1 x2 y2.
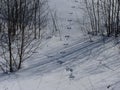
82 0 120 37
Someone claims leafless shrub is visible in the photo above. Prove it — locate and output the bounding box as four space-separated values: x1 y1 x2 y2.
0 0 49 72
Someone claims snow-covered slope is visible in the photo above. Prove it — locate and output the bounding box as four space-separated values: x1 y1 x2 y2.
0 0 120 90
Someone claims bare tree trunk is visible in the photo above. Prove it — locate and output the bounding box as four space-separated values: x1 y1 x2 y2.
0 0 49 72
97 0 100 33
92 0 97 35
115 0 120 37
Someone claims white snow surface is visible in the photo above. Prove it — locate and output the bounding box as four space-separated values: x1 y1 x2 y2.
0 0 120 90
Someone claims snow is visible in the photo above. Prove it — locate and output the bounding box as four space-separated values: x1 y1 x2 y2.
0 0 120 90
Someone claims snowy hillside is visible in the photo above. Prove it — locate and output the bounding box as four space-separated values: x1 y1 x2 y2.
0 0 120 90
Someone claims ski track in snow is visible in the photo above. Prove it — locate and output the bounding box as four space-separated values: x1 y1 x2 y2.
21 37 113 76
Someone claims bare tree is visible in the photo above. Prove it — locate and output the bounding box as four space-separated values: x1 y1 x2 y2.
82 0 120 37
0 0 49 72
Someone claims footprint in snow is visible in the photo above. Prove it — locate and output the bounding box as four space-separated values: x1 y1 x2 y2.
71 6 75 8
64 43 69 46
66 67 73 72
69 73 75 79
57 60 64 64
67 27 72 30
66 67 75 79
69 12 73 15
60 51 66 54
67 20 72 22
107 85 111 89
47 55 54 58
75 0 78 3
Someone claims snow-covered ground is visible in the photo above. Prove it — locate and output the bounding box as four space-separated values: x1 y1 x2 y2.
0 0 120 90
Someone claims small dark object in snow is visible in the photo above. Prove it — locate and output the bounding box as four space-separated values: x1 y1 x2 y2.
89 40 93 42
65 35 70 40
46 36 52 40
107 85 111 88
69 68 73 72
69 73 75 79
69 12 73 15
66 67 73 72
67 27 72 29
67 20 72 22
65 35 70 38
57 61 64 64
4 87 8 90
32 51 38 53
88 31 97 36
60 51 66 54
47 55 54 58
64 43 68 45
66 67 70 71
71 6 75 8
75 0 78 2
